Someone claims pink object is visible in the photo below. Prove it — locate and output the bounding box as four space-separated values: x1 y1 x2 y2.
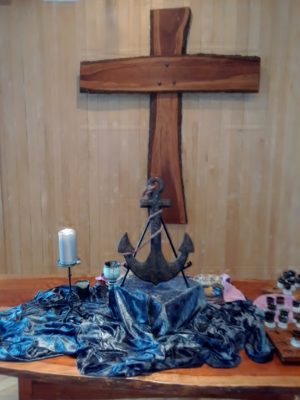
95 273 108 282
221 274 246 302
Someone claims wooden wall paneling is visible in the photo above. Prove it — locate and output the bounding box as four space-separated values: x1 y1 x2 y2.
56 4 89 275
247 0 261 55
0 5 8 273
99 122 122 264
83 1 148 270
201 96 229 274
268 0 300 271
254 0 275 279
188 0 214 54
57 5 77 243
86 115 100 274
0 8 5 274
20 1 48 276
182 94 203 273
0 173 5 273
263 1 294 274
40 3 62 275
227 128 269 277
73 2 91 275
150 0 164 11
85 1 117 272
282 1 300 267
192 94 230 274
41 3 68 276
42 3 75 276
0 0 300 278
222 1 251 276
8 0 28 275
0 2 30 274
180 94 200 273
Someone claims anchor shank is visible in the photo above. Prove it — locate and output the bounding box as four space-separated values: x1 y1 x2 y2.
149 205 162 251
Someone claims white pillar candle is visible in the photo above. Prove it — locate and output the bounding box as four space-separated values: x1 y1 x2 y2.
58 228 77 265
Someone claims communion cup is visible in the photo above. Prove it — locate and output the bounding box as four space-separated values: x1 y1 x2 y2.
103 260 121 286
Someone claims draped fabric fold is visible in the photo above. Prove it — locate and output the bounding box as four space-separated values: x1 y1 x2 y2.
0 276 272 377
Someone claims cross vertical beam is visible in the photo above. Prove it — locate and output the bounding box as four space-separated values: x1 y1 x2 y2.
149 8 190 223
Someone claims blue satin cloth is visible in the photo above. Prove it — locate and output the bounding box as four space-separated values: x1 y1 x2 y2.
0 276 273 377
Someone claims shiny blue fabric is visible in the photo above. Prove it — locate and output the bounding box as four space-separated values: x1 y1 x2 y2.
0 276 273 377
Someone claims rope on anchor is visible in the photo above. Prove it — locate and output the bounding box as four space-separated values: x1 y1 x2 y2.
122 210 163 256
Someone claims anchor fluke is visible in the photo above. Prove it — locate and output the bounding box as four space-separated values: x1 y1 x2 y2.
178 233 194 254
118 233 135 255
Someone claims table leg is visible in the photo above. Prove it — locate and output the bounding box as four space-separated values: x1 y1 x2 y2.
19 377 33 400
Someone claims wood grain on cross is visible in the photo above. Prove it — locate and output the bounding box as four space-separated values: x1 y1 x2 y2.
80 7 260 224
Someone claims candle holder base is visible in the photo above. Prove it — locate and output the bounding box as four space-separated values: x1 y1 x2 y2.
56 259 81 300
56 259 81 268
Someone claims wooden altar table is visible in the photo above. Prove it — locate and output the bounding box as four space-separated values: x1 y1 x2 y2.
0 276 299 400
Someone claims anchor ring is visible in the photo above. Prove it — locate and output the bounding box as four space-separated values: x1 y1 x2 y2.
148 176 164 193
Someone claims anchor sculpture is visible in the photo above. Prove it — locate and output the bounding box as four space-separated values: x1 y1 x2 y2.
118 177 194 285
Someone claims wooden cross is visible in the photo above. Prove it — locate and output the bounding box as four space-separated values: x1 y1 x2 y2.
80 7 260 224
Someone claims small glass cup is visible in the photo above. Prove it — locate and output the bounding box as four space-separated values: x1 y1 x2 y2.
103 260 121 286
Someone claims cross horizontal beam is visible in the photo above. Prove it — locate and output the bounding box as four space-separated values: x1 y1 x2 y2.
80 54 260 94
